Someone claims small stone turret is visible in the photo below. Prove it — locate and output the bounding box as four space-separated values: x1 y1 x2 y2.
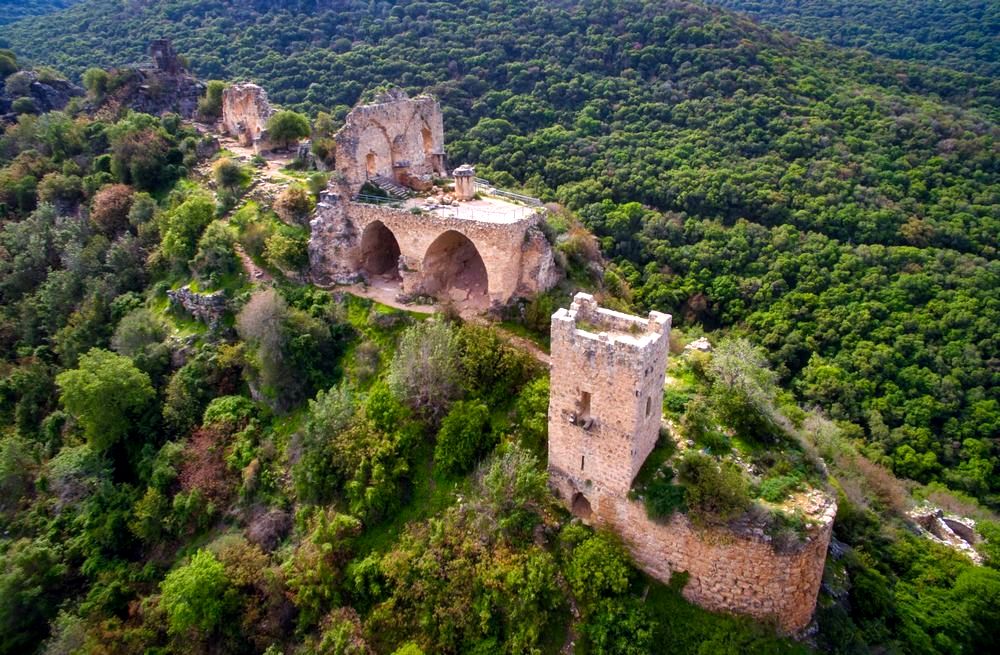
149 39 182 75
453 164 476 201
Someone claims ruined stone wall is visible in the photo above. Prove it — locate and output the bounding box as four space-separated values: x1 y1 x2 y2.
334 90 447 194
308 196 557 305
222 84 275 151
550 470 834 634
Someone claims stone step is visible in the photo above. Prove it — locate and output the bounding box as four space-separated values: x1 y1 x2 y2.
371 175 413 199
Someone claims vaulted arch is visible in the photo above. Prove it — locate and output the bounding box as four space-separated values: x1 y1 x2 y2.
422 230 489 305
359 220 401 279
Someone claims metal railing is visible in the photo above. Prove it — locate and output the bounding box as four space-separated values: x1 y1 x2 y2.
354 193 404 207
474 177 543 206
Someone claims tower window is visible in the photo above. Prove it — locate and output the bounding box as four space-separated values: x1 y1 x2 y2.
645 396 652 417
581 455 585 471
579 391 591 420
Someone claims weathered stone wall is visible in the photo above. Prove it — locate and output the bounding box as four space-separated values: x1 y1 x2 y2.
222 83 275 151
167 285 227 329
334 89 447 194
308 195 558 305
546 293 834 634
550 469 834 634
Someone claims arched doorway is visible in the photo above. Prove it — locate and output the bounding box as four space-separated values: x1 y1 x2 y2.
422 230 489 306
359 221 401 280
366 152 377 178
571 492 593 519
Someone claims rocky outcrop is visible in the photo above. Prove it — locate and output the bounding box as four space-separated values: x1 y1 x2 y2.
97 39 205 119
0 70 83 122
167 285 228 329
908 506 983 563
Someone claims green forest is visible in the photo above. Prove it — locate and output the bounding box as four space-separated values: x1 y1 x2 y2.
704 0 999 78
1 0 999 653
0 0 80 27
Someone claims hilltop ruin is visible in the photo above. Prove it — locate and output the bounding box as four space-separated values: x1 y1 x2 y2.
547 293 835 634
309 92 558 308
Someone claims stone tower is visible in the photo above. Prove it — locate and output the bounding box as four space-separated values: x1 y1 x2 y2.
547 293 671 518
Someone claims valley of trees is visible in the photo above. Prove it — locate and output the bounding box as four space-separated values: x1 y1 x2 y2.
4 0 994 505
0 0 80 27
704 0 1000 79
1 0 999 653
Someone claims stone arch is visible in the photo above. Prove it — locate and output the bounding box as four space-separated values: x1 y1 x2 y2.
421 230 489 304
359 220 401 279
571 492 593 519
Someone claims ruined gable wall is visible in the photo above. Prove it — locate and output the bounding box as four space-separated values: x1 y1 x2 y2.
222 84 275 149
308 198 556 304
334 93 446 194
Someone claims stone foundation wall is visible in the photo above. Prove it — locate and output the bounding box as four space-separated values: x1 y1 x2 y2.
550 470 835 634
308 196 558 305
222 83 275 151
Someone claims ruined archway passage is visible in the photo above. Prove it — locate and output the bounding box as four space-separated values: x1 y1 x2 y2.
359 221 402 280
422 230 489 306
571 492 593 519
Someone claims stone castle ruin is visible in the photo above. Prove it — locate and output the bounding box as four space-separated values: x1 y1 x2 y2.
547 294 835 634
99 39 204 119
333 89 448 195
221 83 275 153
309 92 558 308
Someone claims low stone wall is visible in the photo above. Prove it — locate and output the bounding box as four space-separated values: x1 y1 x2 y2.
550 471 835 634
167 285 227 329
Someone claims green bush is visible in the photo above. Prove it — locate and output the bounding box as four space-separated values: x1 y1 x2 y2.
643 466 687 519
161 549 236 637
757 474 803 503
434 399 492 476
676 451 751 524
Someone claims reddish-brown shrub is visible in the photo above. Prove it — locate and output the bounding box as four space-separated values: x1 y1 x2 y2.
90 184 135 236
177 424 237 505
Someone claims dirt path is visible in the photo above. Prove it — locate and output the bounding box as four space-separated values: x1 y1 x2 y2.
235 243 272 283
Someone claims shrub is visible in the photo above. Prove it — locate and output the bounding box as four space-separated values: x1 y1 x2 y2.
676 451 751 524
263 229 308 271
55 348 154 451
212 158 247 192
273 185 313 226
434 400 492 476
161 549 236 637
198 80 225 119
191 221 240 281
564 531 633 607
581 598 657 655
387 320 462 422
90 184 135 236
758 474 803 503
82 67 109 98
11 96 36 115
643 466 687 519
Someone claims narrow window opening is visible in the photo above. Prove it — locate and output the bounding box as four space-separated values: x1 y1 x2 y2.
581 455 585 471
645 396 652 417
578 391 591 420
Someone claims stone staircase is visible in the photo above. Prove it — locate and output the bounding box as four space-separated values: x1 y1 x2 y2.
370 175 413 199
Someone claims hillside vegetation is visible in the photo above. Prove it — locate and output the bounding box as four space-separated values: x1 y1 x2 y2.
704 0 1000 79
0 0 80 27
3 0 997 506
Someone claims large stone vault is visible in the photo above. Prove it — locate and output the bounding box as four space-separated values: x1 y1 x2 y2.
308 193 558 308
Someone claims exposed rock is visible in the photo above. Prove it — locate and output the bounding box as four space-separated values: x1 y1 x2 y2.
684 336 713 353
96 39 205 119
167 285 228 329
908 505 983 563
0 70 83 123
